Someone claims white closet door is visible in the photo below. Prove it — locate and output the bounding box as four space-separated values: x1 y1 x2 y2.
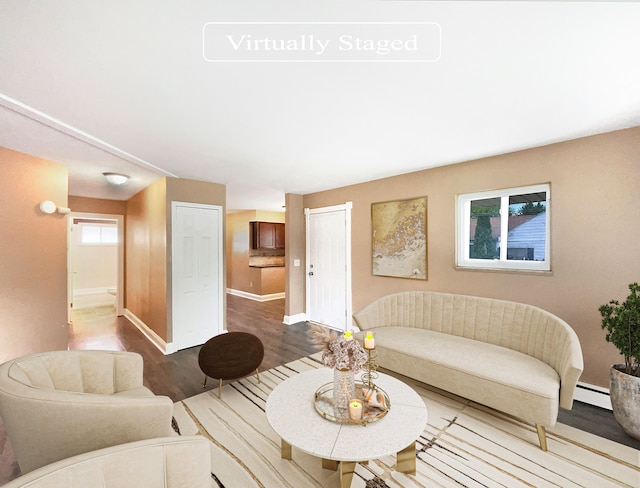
172 202 223 350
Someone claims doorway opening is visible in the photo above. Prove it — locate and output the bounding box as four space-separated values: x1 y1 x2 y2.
67 213 125 324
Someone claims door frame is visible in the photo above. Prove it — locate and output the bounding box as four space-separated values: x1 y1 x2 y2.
67 212 125 323
304 202 352 331
170 201 224 351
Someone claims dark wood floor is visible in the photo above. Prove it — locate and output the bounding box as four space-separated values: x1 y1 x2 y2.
67 294 321 402
1 294 638 484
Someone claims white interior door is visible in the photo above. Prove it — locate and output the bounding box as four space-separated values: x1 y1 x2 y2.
172 202 223 350
305 202 352 331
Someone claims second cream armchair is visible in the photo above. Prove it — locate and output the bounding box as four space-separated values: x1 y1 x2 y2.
0 350 175 473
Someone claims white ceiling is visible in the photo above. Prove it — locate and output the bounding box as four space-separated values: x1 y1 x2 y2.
1 1 639 211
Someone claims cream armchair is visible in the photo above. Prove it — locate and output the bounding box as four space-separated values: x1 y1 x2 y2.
0 350 174 473
2 436 213 488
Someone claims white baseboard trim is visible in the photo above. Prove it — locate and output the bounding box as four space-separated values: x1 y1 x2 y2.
283 313 307 325
574 381 612 410
73 286 116 296
227 289 285 302
124 309 177 355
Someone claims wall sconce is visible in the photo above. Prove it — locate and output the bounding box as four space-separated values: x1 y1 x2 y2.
103 172 130 185
39 201 71 214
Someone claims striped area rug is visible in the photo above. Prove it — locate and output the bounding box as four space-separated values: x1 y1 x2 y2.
173 354 639 488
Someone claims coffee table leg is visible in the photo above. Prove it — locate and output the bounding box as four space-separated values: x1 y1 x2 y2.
281 439 292 460
339 461 356 488
396 441 416 474
321 459 355 487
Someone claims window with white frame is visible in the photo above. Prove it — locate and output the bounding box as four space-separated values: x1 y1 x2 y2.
456 183 550 271
80 223 118 245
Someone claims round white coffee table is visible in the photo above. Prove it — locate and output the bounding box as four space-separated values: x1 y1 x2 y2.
266 367 428 488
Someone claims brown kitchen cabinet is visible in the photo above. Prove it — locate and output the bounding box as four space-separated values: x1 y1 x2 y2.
251 221 285 249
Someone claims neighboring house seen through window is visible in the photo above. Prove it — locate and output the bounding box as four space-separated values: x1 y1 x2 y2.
456 183 550 271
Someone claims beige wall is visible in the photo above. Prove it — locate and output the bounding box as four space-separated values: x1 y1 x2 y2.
285 194 305 319
68 196 127 215
165 177 226 207
300 127 640 388
126 178 168 340
0 147 69 362
226 210 285 296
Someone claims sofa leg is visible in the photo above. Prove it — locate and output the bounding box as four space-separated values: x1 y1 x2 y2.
536 424 548 451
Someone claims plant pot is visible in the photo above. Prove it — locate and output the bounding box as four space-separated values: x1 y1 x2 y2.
610 364 640 440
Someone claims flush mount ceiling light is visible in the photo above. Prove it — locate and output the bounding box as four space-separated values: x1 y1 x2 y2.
103 172 130 185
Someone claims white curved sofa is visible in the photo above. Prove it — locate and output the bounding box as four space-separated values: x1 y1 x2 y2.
353 291 584 450
2 436 213 488
0 350 175 473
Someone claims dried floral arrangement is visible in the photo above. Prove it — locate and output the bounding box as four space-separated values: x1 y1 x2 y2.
308 323 368 373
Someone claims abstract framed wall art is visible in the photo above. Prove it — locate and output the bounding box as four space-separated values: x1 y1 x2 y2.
371 196 427 280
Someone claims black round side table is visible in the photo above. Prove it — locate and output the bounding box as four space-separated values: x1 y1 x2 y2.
198 332 264 398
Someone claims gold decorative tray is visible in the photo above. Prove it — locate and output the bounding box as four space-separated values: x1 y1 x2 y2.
314 381 390 426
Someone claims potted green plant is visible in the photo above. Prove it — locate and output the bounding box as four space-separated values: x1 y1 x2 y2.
599 282 640 440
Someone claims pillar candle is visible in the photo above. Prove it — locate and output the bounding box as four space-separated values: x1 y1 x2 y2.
364 332 375 349
343 331 353 341
349 399 363 421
